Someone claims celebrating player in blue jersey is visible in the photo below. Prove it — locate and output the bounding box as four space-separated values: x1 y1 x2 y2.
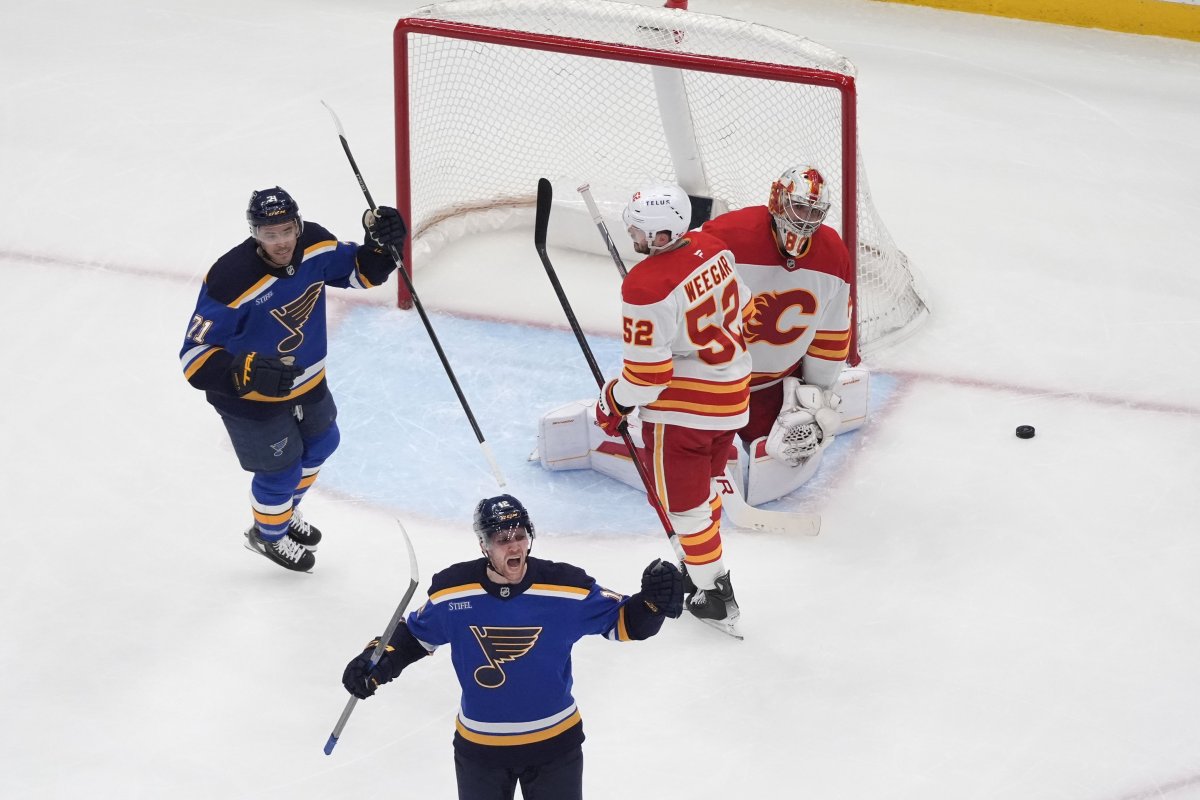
342 495 684 800
179 187 407 572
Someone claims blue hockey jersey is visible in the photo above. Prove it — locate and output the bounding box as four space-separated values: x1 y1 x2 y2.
393 555 666 767
178 222 394 419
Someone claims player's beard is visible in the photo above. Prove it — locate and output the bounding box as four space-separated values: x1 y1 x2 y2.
263 242 296 267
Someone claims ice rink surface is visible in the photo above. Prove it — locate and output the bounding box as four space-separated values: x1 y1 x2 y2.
2 0 1199 797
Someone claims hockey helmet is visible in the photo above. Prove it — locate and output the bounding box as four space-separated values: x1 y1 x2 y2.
473 494 535 547
622 183 691 254
768 165 830 256
247 186 303 238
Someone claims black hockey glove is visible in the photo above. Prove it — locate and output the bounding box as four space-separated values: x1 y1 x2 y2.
342 639 402 700
230 353 302 398
362 206 408 251
640 558 684 618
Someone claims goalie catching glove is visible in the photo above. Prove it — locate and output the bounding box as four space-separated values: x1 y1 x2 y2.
230 352 302 398
595 378 632 436
362 206 408 252
765 378 842 466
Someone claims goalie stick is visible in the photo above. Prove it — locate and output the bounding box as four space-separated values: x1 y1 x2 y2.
535 178 684 564
717 465 820 536
324 519 420 755
320 100 506 489
576 180 822 537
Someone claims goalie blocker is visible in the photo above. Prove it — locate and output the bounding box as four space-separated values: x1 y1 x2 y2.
535 367 869 508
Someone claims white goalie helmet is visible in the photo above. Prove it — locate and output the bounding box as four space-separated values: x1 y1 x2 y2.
623 183 691 254
768 165 831 256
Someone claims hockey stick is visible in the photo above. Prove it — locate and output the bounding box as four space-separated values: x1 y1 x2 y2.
324 519 421 755
534 178 684 562
716 466 820 536
577 181 821 537
577 183 627 278
320 100 506 488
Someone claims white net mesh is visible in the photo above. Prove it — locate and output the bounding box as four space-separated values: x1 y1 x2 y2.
398 0 928 357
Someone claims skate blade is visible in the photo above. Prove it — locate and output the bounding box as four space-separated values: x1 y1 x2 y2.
697 616 744 640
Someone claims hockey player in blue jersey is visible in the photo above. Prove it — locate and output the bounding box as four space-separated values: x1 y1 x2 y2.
342 494 684 800
179 187 407 572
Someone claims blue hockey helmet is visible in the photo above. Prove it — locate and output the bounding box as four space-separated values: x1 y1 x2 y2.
246 186 303 236
473 494 535 547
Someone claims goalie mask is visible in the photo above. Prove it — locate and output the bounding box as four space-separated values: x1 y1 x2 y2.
473 494 535 549
247 186 303 240
623 184 691 255
768 165 830 256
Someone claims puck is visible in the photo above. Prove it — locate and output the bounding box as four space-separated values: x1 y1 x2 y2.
1015 425 1036 439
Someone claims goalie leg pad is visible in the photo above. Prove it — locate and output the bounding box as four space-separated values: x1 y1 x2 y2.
835 366 869 434
743 367 869 504
536 400 597 471
534 400 649 491
744 436 825 506
589 409 649 490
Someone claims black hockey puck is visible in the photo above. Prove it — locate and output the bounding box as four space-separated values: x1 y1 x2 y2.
1015 425 1036 439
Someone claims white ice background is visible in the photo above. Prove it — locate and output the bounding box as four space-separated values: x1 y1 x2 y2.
2 0 1200 798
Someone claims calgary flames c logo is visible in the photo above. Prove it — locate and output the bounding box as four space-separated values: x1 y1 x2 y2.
742 289 819 346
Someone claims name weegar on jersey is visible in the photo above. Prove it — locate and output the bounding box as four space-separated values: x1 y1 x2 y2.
379 555 667 767
613 228 753 431
178 222 394 418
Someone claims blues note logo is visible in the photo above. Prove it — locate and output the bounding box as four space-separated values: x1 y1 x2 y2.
270 282 323 353
469 626 541 688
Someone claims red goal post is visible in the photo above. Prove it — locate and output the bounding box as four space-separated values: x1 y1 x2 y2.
394 0 929 362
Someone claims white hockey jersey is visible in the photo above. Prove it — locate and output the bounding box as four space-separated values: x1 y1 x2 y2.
703 206 852 392
611 230 752 431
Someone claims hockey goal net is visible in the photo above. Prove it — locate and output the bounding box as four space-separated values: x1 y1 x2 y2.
395 0 929 360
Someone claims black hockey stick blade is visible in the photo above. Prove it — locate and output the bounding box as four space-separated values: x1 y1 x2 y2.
534 177 552 250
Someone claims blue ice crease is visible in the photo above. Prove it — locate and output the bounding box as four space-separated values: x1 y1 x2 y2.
325 305 897 537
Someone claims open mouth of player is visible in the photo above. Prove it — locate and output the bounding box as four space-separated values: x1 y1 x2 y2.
506 556 522 569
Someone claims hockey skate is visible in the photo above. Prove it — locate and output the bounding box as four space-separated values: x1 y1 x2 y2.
687 571 742 640
287 508 322 552
244 526 315 573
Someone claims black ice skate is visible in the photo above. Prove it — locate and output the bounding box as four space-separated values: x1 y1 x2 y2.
244 526 316 573
287 508 322 552
687 571 742 639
